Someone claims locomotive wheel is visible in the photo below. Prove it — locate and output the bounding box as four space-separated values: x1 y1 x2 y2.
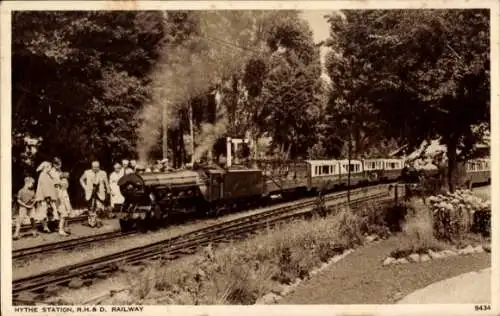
137 218 148 233
119 219 132 233
205 203 221 218
146 212 161 231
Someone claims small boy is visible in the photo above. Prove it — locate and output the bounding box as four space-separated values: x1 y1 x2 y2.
13 176 36 239
57 176 72 234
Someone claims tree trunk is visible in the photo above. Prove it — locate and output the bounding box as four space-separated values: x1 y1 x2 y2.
178 130 185 167
188 100 195 165
162 104 168 160
446 136 458 193
171 129 179 168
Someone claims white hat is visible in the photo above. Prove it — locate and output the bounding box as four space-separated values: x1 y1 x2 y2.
36 161 51 172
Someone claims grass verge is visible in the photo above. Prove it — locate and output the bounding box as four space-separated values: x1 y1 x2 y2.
122 201 390 305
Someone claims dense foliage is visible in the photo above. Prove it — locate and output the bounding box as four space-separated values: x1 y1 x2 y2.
428 189 490 240
12 11 168 201
325 10 490 190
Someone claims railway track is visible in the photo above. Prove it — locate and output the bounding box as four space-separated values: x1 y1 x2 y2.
12 183 395 261
12 231 134 261
12 184 398 302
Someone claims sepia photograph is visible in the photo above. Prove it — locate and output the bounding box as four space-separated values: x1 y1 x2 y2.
0 0 498 314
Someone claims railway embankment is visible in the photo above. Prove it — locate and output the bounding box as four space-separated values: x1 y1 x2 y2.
45 194 407 304
37 185 490 305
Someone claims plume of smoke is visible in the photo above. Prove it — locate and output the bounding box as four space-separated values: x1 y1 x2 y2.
192 90 228 163
136 11 264 164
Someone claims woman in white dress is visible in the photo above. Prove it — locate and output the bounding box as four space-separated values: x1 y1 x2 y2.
35 161 59 233
109 162 125 210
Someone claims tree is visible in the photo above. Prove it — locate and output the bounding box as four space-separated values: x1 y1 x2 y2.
258 51 322 159
12 11 166 201
245 12 323 159
326 10 490 191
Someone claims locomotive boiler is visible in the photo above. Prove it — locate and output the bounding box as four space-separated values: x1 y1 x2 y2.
117 165 265 232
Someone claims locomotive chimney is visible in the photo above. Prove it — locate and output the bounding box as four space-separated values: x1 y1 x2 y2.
226 137 232 168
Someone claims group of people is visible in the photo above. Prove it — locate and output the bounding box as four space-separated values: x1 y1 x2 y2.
82 159 142 227
12 158 146 239
13 157 71 239
136 159 173 173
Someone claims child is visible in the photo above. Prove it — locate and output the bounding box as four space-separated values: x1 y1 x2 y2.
57 176 72 234
13 177 36 239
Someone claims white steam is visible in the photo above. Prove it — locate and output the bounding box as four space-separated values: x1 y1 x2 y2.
136 11 265 164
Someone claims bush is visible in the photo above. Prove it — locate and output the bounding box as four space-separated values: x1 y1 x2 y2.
471 210 491 237
397 198 446 254
357 202 392 237
331 207 363 248
427 189 490 241
383 204 408 233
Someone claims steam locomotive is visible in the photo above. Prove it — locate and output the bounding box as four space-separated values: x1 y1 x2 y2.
116 157 490 232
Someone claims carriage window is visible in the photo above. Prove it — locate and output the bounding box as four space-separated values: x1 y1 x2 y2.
322 165 329 174
330 166 333 173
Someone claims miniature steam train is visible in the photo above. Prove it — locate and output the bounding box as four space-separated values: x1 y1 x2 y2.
116 158 490 232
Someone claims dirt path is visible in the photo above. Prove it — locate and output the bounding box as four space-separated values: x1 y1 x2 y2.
280 236 491 304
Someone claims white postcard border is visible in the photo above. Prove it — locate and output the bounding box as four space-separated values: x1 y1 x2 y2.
1 1 499 315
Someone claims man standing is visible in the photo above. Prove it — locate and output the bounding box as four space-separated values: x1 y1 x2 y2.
130 159 137 172
122 159 134 175
80 161 110 227
121 159 129 177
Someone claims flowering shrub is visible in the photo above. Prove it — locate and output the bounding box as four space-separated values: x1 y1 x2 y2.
427 189 491 241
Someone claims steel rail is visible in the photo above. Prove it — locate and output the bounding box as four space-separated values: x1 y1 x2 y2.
12 231 134 260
